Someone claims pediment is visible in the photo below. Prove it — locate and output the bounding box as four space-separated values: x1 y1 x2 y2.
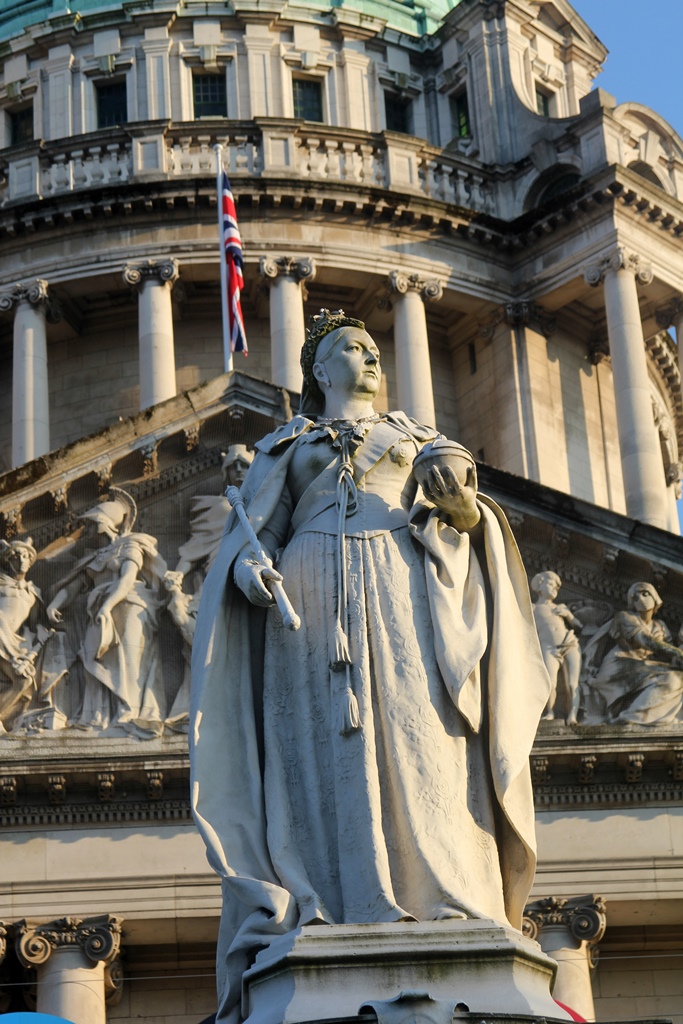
527 0 607 59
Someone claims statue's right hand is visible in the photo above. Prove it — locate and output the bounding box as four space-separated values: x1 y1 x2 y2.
46 604 62 624
234 558 283 607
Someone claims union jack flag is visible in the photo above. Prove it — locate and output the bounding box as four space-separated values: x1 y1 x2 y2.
221 170 248 355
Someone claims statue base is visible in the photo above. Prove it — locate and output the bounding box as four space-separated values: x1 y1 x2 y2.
242 920 572 1024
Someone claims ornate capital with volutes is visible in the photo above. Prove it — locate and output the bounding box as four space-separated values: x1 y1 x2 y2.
387 270 443 303
584 247 653 287
259 255 316 284
0 279 63 323
655 296 683 330
523 895 607 946
14 914 123 969
479 300 556 340
123 258 180 289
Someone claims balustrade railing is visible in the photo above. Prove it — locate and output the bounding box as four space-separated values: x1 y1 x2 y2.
0 120 497 216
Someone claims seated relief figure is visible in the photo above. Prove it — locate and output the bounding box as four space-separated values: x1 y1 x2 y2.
163 445 255 732
531 571 583 725
191 310 551 1023
46 488 168 738
583 581 683 725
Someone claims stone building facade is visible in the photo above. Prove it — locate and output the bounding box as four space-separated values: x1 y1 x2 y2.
0 0 682 1020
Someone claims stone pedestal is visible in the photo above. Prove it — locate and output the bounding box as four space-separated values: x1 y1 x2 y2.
260 255 316 393
387 271 442 428
124 258 180 410
242 920 570 1024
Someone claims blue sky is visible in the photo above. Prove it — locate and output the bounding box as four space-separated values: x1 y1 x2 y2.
570 1 683 138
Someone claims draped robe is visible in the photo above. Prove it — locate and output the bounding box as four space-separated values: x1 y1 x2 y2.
190 413 550 1023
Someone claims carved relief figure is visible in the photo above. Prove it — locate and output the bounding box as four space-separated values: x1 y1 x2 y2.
46 489 168 738
175 445 254 580
191 310 550 1022
0 539 41 731
531 571 583 725
162 570 200 732
583 582 683 725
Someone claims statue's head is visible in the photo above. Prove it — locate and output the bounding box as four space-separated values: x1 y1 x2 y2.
221 444 254 488
627 581 662 613
300 309 380 415
0 538 37 578
80 487 137 543
530 571 562 599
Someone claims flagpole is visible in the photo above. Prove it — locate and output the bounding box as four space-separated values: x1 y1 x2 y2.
215 143 233 373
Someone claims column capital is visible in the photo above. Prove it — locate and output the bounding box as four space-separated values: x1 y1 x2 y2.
14 914 123 969
259 255 316 284
584 246 653 287
479 300 556 340
387 270 442 303
123 258 179 288
523 895 607 946
0 279 62 323
655 296 683 329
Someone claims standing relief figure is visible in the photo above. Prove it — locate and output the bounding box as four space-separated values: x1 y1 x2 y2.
0 539 69 734
190 310 551 1023
162 445 255 732
582 582 683 725
530 571 583 725
46 488 168 738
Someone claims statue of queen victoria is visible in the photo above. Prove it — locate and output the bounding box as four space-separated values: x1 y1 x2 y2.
190 311 551 1023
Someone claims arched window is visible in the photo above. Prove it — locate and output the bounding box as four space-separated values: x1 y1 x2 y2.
628 160 664 189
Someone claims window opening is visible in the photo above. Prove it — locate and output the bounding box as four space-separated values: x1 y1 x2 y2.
385 92 412 134
96 80 127 128
293 78 323 122
193 73 227 118
535 88 551 117
9 106 33 145
449 90 470 139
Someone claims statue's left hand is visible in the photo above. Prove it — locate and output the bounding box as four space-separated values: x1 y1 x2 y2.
422 464 481 532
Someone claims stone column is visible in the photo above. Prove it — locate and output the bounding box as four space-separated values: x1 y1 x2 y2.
585 247 668 528
656 296 683 396
524 895 606 1021
259 256 316 392
15 914 123 1024
387 270 442 427
123 258 180 410
0 280 62 468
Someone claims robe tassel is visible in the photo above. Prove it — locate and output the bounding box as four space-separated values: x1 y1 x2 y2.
335 666 361 736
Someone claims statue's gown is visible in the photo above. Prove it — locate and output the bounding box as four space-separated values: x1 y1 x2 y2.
191 414 550 1023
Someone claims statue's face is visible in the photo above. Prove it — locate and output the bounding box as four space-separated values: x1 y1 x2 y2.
631 585 656 613
535 573 560 600
315 329 381 400
9 546 33 577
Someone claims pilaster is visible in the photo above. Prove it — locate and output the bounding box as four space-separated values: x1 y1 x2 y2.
524 895 606 1022
584 246 668 528
123 258 179 410
0 279 62 468
260 255 316 392
387 270 442 428
15 914 123 1024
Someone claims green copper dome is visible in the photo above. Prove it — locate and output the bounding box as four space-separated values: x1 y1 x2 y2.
0 0 460 43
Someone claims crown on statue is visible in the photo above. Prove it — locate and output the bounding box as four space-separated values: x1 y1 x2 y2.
300 309 366 392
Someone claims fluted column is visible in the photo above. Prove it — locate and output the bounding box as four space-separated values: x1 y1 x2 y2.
524 896 606 1021
0 280 62 468
585 247 667 528
259 255 316 392
123 259 179 410
15 914 123 1024
387 271 442 427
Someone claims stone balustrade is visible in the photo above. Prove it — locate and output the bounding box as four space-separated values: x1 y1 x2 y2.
0 121 496 215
